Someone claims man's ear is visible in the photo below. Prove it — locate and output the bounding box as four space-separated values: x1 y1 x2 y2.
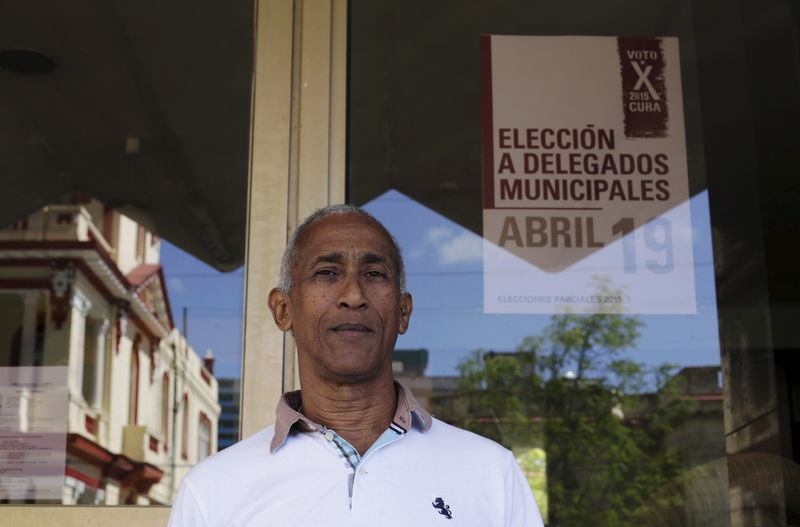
268 288 293 332
398 292 413 335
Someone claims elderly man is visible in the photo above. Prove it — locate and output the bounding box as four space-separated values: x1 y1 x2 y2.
169 205 544 526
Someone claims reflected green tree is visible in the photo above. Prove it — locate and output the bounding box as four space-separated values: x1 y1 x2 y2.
456 279 694 527
517 447 549 520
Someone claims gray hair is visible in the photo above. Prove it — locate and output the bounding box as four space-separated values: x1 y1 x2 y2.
277 204 406 294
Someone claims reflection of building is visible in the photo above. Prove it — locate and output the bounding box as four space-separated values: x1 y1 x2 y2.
0 194 220 505
656 367 728 527
662 367 726 466
217 378 240 450
392 349 463 417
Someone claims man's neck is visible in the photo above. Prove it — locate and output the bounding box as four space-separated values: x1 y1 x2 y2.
299 373 397 456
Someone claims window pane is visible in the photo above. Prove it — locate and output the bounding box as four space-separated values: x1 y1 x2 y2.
349 1 799 525
0 1 252 507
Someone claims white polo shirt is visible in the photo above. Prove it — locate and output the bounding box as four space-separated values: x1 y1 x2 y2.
168 382 544 527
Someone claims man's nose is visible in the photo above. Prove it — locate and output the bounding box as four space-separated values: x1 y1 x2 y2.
338 273 368 309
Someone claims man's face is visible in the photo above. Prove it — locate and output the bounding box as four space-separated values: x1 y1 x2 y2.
269 213 412 383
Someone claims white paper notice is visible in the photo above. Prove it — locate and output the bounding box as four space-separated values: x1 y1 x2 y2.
0 366 69 501
481 35 696 314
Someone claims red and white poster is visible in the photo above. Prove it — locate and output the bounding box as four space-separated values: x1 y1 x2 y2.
481 35 696 314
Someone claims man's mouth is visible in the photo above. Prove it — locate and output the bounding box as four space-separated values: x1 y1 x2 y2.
331 323 373 337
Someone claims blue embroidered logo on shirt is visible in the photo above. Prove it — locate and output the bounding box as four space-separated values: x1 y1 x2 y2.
432 497 453 519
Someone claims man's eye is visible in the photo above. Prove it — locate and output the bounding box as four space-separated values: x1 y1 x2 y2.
315 269 336 276
365 270 386 278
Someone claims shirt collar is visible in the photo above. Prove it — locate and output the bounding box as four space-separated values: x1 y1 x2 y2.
269 380 432 453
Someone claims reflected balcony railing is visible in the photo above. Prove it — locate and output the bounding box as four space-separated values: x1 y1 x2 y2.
0 204 115 257
122 425 168 468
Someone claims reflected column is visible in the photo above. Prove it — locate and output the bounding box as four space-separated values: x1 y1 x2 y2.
90 318 110 409
67 291 91 400
18 290 40 366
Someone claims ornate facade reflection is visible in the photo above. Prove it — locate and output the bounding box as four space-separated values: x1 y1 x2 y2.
0 193 220 505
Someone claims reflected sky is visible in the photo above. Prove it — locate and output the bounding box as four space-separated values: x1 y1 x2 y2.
365 189 720 377
158 188 719 382
160 242 244 379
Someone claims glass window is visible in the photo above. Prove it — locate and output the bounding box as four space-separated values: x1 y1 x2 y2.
0 0 251 508
349 1 800 525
